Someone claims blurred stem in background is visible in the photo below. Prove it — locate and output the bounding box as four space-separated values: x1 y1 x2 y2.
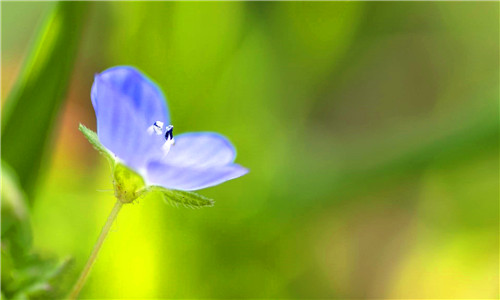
1 1 89 201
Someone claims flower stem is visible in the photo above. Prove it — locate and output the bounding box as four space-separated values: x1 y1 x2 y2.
69 200 123 299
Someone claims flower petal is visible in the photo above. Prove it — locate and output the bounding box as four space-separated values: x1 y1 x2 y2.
91 73 165 171
146 162 248 191
92 66 170 128
165 132 237 168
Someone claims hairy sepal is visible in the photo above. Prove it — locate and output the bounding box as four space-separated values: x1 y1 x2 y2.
79 124 114 166
80 124 146 203
148 186 215 209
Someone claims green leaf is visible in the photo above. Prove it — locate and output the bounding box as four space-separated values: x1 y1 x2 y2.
78 124 115 166
1 2 89 201
3 254 73 300
1 163 73 300
149 186 215 209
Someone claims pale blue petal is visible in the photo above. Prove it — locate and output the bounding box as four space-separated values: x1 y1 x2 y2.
146 162 248 191
165 132 237 168
92 66 170 130
91 74 165 171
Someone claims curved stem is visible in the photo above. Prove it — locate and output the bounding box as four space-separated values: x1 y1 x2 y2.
69 200 123 299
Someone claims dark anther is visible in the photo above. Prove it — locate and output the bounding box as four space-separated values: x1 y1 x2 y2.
165 125 174 141
153 121 162 129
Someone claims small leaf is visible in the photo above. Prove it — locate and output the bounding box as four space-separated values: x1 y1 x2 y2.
78 124 115 166
150 187 215 209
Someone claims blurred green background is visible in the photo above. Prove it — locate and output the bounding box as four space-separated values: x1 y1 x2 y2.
1 1 498 299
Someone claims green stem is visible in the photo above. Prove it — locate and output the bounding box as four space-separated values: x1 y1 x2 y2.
69 200 123 299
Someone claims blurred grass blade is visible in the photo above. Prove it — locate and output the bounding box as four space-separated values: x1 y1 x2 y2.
1 2 89 200
150 187 215 209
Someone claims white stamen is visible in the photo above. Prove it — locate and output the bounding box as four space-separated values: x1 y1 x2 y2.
155 121 164 129
162 138 175 156
147 121 164 135
161 124 175 157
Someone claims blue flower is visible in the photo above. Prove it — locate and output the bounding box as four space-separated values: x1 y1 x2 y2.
90 66 248 191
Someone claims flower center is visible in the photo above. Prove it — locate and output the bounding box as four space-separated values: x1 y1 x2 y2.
147 121 175 157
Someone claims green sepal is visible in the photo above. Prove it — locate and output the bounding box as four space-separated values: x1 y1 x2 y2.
148 186 214 209
79 125 145 203
113 164 146 203
78 124 115 166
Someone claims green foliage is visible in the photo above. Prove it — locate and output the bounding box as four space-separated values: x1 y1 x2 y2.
149 186 215 209
1 2 89 200
1 253 72 300
1 163 72 300
1 162 32 260
1 3 86 297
